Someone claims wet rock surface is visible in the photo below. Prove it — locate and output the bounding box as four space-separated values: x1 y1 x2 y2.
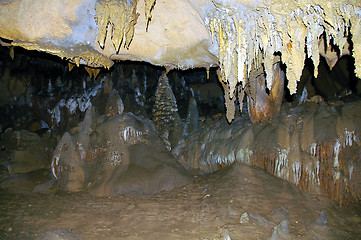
38 228 84 240
174 99 361 205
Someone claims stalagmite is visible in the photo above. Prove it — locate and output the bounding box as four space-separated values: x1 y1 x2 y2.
106 89 124 117
247 62 285 123
152 72 183 150
182 97 199 137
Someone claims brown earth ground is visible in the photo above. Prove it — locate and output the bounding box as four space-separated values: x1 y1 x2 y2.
0 162 360 240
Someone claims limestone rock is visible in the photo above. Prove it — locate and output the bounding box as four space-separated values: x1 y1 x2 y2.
182 97 199 137
173 99 361 205
247 62 285 124
51 108 191 196
51 132 84 192
38 228 84 240
105 89 124 118
270 220 290 240
153 72 183 149
0 129 53 174
314 211 328 226
0 168 51 194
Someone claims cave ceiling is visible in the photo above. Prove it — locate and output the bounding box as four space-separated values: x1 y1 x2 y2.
1 0 361 122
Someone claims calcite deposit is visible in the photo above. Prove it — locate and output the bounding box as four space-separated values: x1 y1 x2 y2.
51 93 191 195
152 72 183 149
174 99 361 205
1 0 361 122
1 0 361 206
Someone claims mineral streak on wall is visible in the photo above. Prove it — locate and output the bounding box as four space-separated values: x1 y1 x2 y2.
175 100 361 205
207 0 361 121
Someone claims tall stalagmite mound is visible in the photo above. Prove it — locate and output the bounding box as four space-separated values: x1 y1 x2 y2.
152 72 183 149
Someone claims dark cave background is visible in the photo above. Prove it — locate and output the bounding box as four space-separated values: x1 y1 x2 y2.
1 45 360 137
0 45 227 136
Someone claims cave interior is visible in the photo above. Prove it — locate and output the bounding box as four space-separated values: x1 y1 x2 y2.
1 0 361 239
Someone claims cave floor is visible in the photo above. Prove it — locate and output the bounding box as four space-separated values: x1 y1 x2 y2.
0 163 360 240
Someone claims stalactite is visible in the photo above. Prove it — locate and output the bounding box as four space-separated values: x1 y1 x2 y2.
9 46 14 60
84 66 101 79
246 62 284 123
95 0 139 52
11 42 114 69
207 0 361 122
217 69 235 123
144 0 156 30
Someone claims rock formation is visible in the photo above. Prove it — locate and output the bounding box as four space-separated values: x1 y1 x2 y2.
51 93 191 195
0 128 55 193
1 0 361 207
174 99 361 205
152 72 183 149
182 97 199 137
1 0 361 122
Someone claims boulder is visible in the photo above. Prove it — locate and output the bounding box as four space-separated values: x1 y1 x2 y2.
52 100 191 196
0 129 54 174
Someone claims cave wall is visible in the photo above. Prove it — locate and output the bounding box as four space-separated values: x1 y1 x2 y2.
175 99 361 205
1 43 361 205
1 0 361 204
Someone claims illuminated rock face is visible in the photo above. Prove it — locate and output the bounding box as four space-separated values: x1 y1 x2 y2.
0 0 218 69
1 0 361 122
174 100 361 205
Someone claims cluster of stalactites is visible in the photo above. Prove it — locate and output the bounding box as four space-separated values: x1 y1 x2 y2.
207 0 361 122
95 0 157 52
95 0 139 52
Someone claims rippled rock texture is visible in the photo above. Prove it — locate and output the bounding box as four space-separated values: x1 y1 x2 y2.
174 99 361 205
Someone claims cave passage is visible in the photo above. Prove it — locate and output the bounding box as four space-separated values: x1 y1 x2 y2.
0 46 361 240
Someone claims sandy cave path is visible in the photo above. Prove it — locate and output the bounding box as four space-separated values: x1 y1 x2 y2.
0 163 360 240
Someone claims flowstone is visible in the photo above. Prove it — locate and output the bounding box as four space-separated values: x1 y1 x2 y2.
51 93 191 196
174 99 361 205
